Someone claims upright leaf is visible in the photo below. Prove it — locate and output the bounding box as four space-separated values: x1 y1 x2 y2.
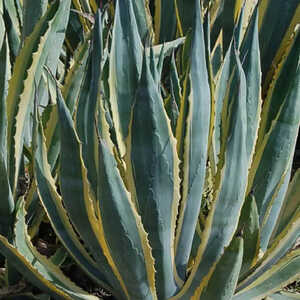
239 5 261 165
22 0 48 41
237 194 260 276
0 4 4 49
251 47 300 250
200 237 244 300
109 0 143 157
259 0 300 91
57 88 126 298
170 52 182 109
6 0 71 196
176 0 196 36
3 0 21 58
76 11 102 196
131 53 180 298
131 0 153 42
175 0 211 280
45 39 89 168
174 50 248 299
212 43 235 165
0 31 13 240
272 169 300 241
0 35 10 170
97 139 157 300
258 31 300 141
221 0 243 52
154 0 177 43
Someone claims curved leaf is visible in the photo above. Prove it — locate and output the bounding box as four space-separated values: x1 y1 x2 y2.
13 202 98 300
267 291 300 300
237 209 300 293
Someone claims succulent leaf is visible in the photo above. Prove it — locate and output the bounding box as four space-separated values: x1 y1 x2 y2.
131 52 180 298
200 237 244 300
6 0 71 196
109 0 143 157
174 48 248 299
57 85 126 297
33 98 114 295
234 248 300 300
174 0 211 280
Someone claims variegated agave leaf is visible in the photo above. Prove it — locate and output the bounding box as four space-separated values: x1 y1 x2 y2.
0 0 298 299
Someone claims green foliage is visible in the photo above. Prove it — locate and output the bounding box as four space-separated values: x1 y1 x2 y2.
0 0 299 299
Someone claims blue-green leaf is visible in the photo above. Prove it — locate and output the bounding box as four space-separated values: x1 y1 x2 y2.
76 10 102 196
271 169 300 241
57 87 125 298
259 0 300 91
109 0 143 157
174 0 211 280
131 53 180 298
251 42 300 250
22 0 47 41
237 193 260 277
240 5 261 165
97 139 157 300
174 49 248 299
234 248 300 300
33 101 115 296
200 237 244 300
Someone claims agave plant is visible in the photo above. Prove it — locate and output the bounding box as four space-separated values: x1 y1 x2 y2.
0 0 299 299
